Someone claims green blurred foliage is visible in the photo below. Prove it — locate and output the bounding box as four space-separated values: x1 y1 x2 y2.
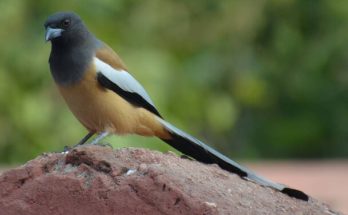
0 0 347 164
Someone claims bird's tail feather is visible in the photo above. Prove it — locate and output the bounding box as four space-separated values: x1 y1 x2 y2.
157 118 309 201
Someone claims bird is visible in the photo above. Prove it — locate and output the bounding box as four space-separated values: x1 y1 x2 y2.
44 11 308 201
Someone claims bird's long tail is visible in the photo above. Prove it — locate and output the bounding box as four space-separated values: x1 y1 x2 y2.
157 118 308 201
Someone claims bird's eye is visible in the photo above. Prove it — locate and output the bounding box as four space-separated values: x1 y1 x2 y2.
62 19 70 27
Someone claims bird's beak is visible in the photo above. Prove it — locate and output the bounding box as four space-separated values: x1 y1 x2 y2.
45 27 64 41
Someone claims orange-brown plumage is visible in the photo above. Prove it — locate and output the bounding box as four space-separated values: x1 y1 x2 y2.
96 44 128 71
58 55 170 139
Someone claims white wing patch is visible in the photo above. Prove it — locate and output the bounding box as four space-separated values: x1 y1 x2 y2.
94 57 155 106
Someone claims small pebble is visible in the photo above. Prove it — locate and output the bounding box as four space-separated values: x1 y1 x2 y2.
204 202 217 208
126 169 136 176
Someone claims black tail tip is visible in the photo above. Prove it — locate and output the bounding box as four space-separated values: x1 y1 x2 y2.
281 187 309 201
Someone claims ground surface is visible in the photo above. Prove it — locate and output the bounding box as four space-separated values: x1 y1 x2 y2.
0 145 342 215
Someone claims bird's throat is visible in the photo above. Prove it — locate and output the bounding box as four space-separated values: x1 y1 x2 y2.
49 42 94 86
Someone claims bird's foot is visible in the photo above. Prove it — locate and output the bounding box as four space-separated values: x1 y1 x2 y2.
56 145 72 155
90 141 113 149
63 145 72 152
60 141 113 154
59 132 110 153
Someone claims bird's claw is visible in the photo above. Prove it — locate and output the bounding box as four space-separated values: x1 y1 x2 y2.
92 142 113 148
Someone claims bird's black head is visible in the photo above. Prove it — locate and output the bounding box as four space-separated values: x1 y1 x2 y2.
44 12 89 45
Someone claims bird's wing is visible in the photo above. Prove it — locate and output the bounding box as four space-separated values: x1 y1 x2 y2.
95 44 162 118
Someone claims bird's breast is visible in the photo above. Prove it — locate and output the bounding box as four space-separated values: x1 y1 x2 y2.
57 64 140 134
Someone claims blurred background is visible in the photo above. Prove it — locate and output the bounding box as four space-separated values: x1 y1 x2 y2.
0 0 347 213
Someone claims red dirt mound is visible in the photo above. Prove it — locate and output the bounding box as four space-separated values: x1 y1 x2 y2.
0 145 339 215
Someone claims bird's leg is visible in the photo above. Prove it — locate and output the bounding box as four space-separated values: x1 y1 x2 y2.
90 131 109 145
63 131 95 152
76 131 95 146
